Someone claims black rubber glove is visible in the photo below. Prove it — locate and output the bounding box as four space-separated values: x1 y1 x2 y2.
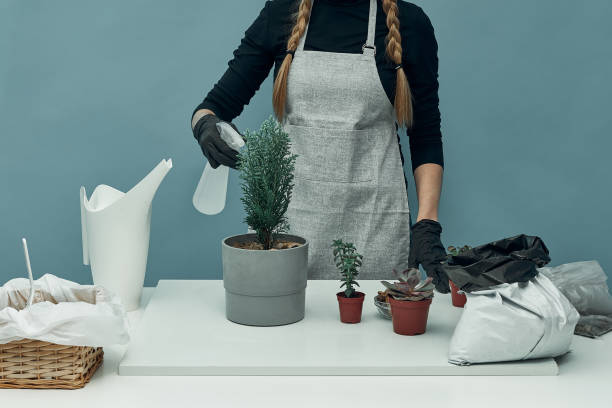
192 114 240 169
408 219 451 294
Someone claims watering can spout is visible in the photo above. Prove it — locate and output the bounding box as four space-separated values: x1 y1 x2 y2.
128 158 173 205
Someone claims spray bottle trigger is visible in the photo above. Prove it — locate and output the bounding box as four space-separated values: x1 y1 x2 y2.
216 122 245 152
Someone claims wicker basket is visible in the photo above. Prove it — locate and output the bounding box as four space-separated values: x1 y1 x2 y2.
0 339 103 389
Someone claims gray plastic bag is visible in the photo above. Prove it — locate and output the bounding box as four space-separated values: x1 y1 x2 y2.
574 315 612 338
539 261 612 338
538 261 612 315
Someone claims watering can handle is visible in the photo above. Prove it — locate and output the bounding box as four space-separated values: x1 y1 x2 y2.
80 186 90 265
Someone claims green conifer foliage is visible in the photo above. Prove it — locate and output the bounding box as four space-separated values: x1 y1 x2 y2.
237 117 297 250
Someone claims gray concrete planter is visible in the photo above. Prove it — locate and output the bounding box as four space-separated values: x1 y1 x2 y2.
222 233 308 326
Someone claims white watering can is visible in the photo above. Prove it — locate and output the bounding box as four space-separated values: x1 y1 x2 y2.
80 159 172 311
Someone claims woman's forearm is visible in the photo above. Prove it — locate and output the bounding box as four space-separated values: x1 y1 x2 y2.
413 163 443 222
192 109 216 129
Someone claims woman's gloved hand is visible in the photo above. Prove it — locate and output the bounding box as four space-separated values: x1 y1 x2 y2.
408 219 451 293
192 114 240 169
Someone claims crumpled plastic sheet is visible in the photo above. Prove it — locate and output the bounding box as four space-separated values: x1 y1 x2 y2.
443 234 550 292
575 315 612 338
539 261 612 338
539 261 612 315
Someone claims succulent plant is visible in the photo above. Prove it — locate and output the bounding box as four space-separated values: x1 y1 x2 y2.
332 239 362 298
379 268 434 301
447 245 472 257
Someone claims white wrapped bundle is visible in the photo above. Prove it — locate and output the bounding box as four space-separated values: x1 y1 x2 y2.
0 274 129 347
448 274 579 365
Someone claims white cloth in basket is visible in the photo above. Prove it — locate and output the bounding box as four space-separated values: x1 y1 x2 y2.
0 274 129 346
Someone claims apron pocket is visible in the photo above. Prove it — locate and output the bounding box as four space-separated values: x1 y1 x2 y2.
284 124 374 183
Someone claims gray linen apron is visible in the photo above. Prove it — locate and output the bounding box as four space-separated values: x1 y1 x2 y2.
283 0 410 279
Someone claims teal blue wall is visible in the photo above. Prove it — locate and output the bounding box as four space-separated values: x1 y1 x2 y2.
1 0 611 285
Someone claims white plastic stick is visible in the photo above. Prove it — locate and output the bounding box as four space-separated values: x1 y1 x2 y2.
22 238 35 308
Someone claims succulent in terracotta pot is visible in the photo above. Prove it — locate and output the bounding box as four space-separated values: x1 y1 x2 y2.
446 245 472 307
332 239 365 324
379 268 434 335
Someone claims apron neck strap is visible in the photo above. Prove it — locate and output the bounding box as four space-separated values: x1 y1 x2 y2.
296 0 378 55
363 0 377 54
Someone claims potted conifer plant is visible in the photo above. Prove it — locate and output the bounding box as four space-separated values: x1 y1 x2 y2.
222 117 308 326
332 240 365 324
379 269 434 335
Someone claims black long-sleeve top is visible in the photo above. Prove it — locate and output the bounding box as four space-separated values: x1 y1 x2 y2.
195 0 443 170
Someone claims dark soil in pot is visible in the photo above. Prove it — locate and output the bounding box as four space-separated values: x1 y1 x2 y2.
388 296 432 335
229 239 303 250
336 291 365 323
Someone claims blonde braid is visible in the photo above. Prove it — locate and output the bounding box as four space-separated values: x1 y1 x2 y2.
272 0 312 121
382 0 413 127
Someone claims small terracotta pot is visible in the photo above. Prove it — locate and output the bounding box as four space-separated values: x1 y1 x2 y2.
449 280 467 308
336 292 365 323
388 296 432 335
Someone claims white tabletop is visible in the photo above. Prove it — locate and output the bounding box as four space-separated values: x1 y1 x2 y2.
2 286 611 408
120 280 557 376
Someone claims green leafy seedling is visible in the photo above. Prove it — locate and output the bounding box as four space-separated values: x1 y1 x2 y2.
332 239 362 298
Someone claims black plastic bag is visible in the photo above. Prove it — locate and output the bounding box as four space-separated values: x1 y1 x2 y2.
443 234 551 292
